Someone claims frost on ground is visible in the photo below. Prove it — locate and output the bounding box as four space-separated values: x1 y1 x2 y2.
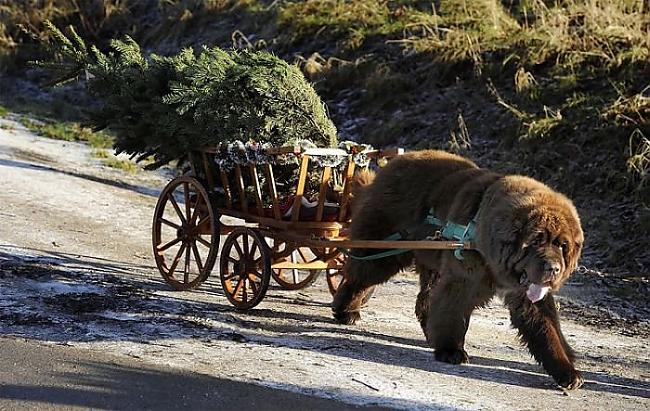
0 117 648 410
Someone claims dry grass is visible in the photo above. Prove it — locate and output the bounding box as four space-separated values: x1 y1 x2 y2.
627 128 650 195
1 0 648 273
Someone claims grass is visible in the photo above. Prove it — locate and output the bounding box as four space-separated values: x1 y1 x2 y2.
103 156 139 173
0 105 7 117
278 0 428 50
18 116 114 149
15 115 137 172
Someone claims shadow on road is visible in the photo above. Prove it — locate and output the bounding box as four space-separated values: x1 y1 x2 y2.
0 346 405 411
1 245 648 400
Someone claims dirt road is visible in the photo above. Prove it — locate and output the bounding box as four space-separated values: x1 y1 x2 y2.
0 116 648 410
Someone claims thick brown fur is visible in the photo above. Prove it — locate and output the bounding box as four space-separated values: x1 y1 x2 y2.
332 150 584 390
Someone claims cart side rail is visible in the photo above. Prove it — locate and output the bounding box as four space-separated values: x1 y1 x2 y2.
193 144 404 227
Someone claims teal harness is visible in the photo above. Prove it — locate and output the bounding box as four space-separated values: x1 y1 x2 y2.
341 208 478 261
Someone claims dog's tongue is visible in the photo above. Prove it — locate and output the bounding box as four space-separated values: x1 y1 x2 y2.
526 283 550 303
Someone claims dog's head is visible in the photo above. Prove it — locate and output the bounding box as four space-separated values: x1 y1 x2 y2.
477 176 583 300
514 203 584 293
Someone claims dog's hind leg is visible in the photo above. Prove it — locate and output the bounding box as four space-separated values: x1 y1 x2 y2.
332 253 410 324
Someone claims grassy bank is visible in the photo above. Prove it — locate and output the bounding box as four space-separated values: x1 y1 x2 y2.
1 0 648 274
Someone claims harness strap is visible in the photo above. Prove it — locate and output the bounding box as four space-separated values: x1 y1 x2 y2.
426 208 477 260
339 247 412 261
340 208 478 262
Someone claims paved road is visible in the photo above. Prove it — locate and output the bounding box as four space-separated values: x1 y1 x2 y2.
0 337 383 410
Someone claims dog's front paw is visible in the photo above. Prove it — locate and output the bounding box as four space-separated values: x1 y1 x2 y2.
333 310 361 325
434 348 469 365
553 368 584 390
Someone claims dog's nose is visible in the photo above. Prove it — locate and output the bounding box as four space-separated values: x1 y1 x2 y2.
543 261 561 281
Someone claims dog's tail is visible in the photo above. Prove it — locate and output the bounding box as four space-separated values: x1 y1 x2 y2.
349 168 376 215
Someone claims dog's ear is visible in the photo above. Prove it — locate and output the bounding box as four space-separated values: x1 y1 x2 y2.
352 169 376 193
348 169 376 214
475 193 532 274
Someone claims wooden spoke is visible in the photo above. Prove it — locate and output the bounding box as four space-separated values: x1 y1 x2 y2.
242 280 248 302
325 252 347 296
233 240 244 258
160 218 181 230
250 279 259 296
196 214 210 228
196 235 211 248
184 245 191 283
183 182 191 222
297 248 309 262
192 242 204 272
189 193 204 225
243 234 250 257
222 271 238 281
168 194 187 225
157 237 182 253
270 246 320 290
250 241 259 261
167 242 186 277
234 278 245 301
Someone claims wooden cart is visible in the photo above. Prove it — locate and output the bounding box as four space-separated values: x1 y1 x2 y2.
151 145 474 310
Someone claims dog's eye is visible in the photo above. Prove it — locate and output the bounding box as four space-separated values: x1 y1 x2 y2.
553 238 569 253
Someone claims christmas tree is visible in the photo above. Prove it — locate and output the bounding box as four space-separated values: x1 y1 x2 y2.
35 22 338 169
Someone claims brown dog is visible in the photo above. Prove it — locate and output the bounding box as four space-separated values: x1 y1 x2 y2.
333 150 584 390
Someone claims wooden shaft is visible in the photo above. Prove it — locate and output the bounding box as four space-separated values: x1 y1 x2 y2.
291 155 310 222
315 166 332 222
276 236 475 250
249 164 264 216
263 164 281 220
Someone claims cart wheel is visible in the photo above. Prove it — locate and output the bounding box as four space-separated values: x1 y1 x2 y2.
152 176 219 290
271 246 321 290
312 248 346 296
219 228 271 309
265 237 295 261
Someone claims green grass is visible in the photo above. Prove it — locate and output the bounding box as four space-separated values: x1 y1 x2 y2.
91 149 109 159
0 105 8 117
92 148 140 173
103 157 138 173
18 117 114 148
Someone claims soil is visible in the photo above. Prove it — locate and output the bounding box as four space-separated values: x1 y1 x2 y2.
0 116 648 410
